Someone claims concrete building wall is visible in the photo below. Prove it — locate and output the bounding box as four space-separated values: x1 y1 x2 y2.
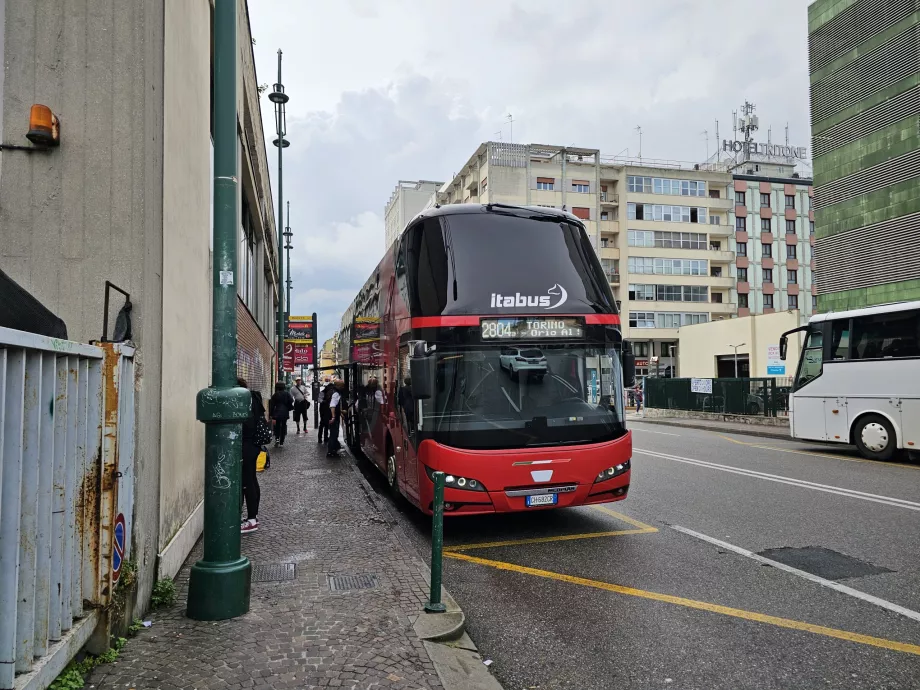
156 0 211 581
384 181 443 249
0 0 167 612
678 310 804 379
808 0 920 311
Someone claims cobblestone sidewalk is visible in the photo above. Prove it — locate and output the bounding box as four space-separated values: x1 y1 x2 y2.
89 423 444 690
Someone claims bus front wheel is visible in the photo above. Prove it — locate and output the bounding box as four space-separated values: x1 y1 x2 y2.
853 414 897 461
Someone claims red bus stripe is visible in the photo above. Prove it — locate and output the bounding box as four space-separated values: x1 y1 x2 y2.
583 314 620 325
410 314 620 328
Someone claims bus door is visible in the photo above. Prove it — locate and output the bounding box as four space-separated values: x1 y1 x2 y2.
789 325 827 441
823 320 851 442
394 342 420 502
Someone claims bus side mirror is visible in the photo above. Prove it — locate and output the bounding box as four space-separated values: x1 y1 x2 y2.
622 345 636 389
779 335 788 361
409 340 436 400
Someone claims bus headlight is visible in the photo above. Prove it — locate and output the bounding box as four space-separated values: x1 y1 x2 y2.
594 459 631 483
424 465 487 492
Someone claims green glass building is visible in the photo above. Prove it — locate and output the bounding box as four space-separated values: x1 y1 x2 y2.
808 0 920 311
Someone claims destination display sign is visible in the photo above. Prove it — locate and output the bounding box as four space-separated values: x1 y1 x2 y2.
480 317 584 340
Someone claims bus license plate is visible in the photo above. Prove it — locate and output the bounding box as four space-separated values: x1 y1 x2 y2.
526 494 557 507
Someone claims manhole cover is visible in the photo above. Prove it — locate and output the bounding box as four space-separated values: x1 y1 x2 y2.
757 546 892 580
302 469 333 477
328 573 379 591
252 563 296 582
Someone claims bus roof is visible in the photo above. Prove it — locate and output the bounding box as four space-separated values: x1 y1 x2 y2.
410 202 584 227
808 299 920 324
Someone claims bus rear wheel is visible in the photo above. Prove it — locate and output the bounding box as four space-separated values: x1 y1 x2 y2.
854 414 897 461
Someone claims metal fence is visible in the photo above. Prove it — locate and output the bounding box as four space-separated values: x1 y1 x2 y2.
0 327 135 689
645 377 789 417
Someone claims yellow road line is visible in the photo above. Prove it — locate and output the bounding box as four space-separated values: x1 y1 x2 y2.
716 434 920 470
589 505 659 532
444 506 658 552
445 551 920 657
444 528 652 552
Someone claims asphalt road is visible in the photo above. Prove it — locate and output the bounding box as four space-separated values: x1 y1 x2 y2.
356 421 920 690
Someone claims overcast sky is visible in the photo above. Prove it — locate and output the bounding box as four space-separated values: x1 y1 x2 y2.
248 0 813 346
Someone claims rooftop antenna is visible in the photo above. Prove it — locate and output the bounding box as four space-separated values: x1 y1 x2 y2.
715 119 720 157
635 126 643 162
494 130 502 142
701 129 709 160
785 122 790 146
506 113 514 144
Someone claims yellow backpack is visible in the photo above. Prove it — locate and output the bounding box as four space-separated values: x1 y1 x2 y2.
256 450 268 472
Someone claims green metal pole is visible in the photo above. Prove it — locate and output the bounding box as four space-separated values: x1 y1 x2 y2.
275 52 286 383
187 0 252 621
425 471 447 613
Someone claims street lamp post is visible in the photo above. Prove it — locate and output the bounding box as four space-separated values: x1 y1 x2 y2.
270 51 290 382
729 342 746 378
187 0 251 621
283 202 293 383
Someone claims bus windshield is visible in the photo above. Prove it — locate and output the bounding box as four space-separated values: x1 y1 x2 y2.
418 343 626 450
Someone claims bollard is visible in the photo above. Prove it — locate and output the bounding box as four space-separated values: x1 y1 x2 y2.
424 471 447 613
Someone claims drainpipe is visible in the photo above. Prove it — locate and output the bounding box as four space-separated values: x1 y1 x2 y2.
187 0 252 621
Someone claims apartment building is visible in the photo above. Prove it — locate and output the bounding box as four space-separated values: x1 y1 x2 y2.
729 169 815 318
384 180 444 249
437 142 734 377
808 0 920 311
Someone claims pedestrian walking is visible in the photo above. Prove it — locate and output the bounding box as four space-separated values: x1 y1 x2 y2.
291 376 311 434
269 381 295 446
634 383 643 414
318 376 333 444
238 377 264 534
326 378 345 458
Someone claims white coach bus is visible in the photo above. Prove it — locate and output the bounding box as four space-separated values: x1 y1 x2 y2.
780 300 920 460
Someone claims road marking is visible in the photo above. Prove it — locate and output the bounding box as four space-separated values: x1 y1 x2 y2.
671 525 920 624
444 507 656 552
444 551 920 657
589 505 659 532
716 434 920 471
635 448 920 512
630 427 680 436
444 528 652 552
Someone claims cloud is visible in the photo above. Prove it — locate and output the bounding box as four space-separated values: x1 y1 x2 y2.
248 0 813 346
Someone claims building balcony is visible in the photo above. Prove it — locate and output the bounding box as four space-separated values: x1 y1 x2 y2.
707 220 732 235
707 248 735 262
706 196 734 210
708 300 737 314
598 220 620 234
600 192 619 205
599 246 620 260
626 274 735 289
606 272 621 285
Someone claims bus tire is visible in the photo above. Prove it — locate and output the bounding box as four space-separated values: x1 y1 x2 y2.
853 414 897 461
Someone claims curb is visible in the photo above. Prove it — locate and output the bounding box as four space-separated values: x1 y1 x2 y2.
341 446 505 690
634 417 792 441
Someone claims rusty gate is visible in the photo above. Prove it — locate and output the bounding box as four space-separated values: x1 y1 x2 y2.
0 327 135 690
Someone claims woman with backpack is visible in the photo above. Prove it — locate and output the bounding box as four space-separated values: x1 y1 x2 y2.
269 381 295 446
239 377 271 534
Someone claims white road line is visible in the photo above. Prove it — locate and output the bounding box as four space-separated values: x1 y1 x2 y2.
635 448 920 512
630 428 680 437
671 525 920 624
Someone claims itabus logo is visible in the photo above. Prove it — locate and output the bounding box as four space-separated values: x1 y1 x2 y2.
490 284 568 310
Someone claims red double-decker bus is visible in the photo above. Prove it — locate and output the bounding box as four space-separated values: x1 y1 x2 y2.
340 203 635 515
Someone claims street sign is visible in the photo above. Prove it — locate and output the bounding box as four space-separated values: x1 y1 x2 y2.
112 513 126 582
690 378 713 394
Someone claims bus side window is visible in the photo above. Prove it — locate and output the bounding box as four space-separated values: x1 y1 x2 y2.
830 320 850 360
852 310 920 360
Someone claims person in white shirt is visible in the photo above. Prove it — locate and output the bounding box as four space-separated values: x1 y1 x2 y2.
326 378 345 457
290 377 310 435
